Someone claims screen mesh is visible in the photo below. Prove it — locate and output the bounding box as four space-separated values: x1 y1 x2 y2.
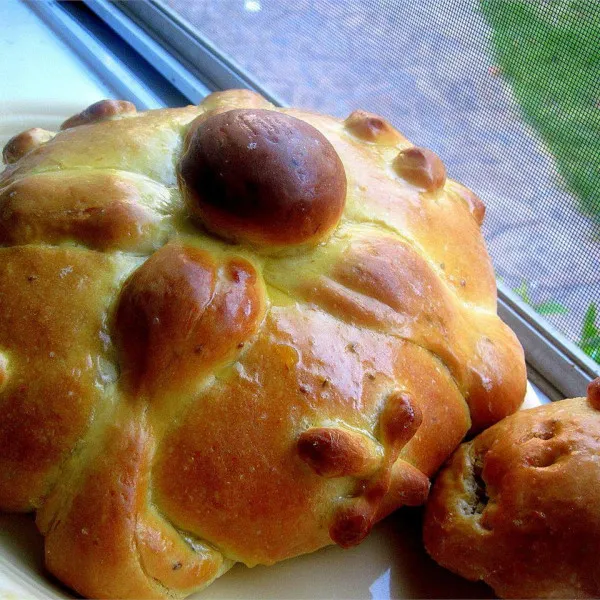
167 0 600 362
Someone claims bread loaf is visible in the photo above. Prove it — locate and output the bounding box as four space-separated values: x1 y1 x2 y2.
424 378 600 598
0 89 526 599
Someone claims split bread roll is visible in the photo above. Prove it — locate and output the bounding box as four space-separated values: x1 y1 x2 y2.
0 90 525 599
424 377 600 599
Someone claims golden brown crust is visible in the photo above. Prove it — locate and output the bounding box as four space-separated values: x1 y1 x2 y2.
294 234 525 432
343 110 405 145
0 171 171 251
0 89 526 599
0 104 202 187
2 127 54 164
424 396 600 598
377 460 430 516
135 509 227 594
297 427 383 478
198 88 272 113
115 242 265 400
37 403 227 599
329 498 375 549
448 180 486 226
60 99 137 130
152 305 471 566
393 146 447 192
0 246 127 511
587 376 600 409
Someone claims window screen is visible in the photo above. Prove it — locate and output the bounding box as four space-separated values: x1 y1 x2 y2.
166 0 599 363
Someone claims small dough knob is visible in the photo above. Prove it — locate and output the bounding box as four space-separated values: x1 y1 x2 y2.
393 146 446 192
379 390 422 450
2 128 54 164
60 100 137 130
297 426 382 478
588 377 600 410
329 500 375 549
344 110 403 145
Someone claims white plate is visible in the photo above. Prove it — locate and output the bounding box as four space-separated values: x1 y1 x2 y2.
0 107 541 599
0 509 499 600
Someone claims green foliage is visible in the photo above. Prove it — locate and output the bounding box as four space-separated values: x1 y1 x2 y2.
480 0 600 220
579 303 600 362
513 282 599 364
513 280 569 315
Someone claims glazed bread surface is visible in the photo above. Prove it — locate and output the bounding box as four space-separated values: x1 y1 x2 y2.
0 90 526 599
424 378 600 599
